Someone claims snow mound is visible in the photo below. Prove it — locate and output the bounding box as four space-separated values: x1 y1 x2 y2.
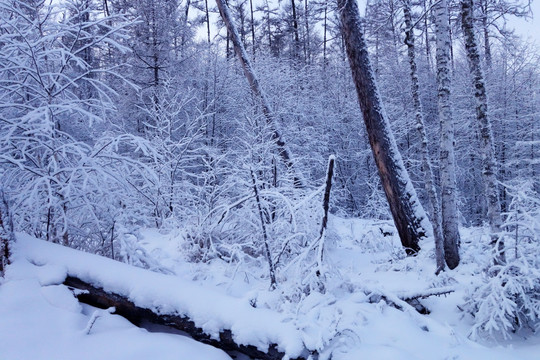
12 234 307 358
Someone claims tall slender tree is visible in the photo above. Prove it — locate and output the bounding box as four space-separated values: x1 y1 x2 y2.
433 0 460 268
403 0 445 272
461 0 505 265
215 0 304 187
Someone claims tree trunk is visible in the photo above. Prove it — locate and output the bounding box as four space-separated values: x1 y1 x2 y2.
103 0 110 16
290 0 300 57
265 0 272 50
316 155 335 282
304 0 311 63
215 0 304 187
250 169 277 289
433 0 460 269
423 0 433 72
480 0 492 68
0 187 15 276
337 0 431 255
205 0 211 43
461 0 505 265
249 0 256 55
182 0 191 46
403 0 445 273
323 4 328 65
64 276 310 360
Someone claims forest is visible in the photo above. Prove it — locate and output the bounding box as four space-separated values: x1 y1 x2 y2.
0 0 539 358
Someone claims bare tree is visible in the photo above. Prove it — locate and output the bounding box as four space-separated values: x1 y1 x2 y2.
433 0 461 269
403 0 445 272
461 0 505 265
215 0 304 187
337 0 431 254
477 0 531 68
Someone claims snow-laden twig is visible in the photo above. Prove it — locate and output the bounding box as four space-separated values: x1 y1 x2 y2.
396 286 457 301
83 306 115 335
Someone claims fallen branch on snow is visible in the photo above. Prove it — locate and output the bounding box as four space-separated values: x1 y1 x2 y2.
396 286 456 301
366 286 456 319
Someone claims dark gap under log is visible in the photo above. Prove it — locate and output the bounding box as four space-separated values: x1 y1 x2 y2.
64 276 313 360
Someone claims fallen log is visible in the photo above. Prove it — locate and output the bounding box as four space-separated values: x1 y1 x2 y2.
64 276 313 360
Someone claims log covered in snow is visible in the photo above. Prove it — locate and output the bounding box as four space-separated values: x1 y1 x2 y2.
64 276 310 360
13 236 311 360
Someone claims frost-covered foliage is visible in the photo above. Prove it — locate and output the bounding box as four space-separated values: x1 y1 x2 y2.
466 260 540 340
0 1 160 254
127 77 208 229
116 229 174 274
464 180 540 340
178 112 324 288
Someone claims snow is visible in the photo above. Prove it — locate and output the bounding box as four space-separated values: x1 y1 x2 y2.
2 217 540 359
0 267 231 360
7 233 306 357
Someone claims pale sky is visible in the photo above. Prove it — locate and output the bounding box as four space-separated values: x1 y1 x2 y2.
202 0 539 51
507 0 540 46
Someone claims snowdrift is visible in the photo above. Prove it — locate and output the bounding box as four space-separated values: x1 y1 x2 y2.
3 228 540 360
9 234 310 359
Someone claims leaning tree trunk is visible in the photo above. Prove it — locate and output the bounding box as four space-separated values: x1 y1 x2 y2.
403 0 445 273
337 0 431 255
461 0 505 265
215 0 304 188
433 0 460 269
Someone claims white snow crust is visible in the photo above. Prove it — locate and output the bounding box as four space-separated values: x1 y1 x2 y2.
8 234 306 357
2 219 540 360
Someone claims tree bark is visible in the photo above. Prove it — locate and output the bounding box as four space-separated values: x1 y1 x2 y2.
337 0 431 255
291 0 300 57
423 0 433 72
205 0 211 43
0 187 15 276
403 0 445 273
304 0 311 62
215 0 304 188
461 0 505 265
323 4 328 65
316 155 335 283
250 169 277 289
480 0 492 68
249 0 256 55
64 276 311 360
433 0 461 269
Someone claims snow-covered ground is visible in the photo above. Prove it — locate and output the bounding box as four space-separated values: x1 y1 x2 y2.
0 266 231 360
1 216 539 359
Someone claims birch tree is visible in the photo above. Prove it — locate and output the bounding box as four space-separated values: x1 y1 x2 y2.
461 0 505 265
433 0 460 268
403 0 445 272
337 0 431 254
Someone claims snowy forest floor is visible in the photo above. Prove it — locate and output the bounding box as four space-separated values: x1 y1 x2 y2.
1 216 540 360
